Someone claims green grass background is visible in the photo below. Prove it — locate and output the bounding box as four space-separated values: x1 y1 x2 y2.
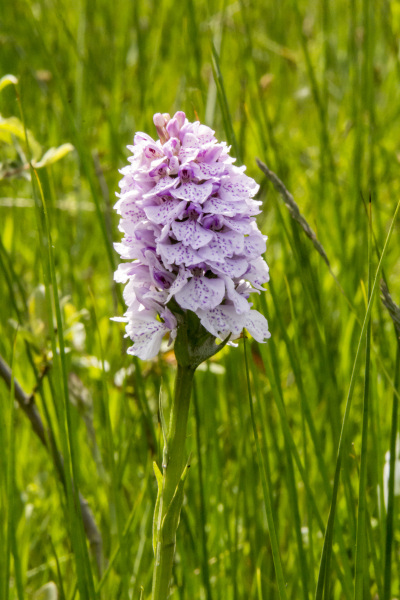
1 0 400 598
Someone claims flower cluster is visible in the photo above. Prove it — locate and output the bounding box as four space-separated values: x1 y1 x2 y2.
113 111 270 360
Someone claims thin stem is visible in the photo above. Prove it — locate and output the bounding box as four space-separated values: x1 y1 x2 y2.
243 335 288 600
193 381 213 600
383 344 400 599
354 200 372 600
151 364 195 600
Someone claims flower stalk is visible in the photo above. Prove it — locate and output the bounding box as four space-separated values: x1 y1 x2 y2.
151 310 227 599
151 362 194 600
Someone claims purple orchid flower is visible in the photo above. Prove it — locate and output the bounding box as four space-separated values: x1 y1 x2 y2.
114 111 270 359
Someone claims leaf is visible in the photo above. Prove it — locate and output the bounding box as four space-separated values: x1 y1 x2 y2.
160 461 190 545
32 143 74 168
158 382 168 448
0 116 28 144
152 461 163 555
0 74 18 93
153 461 163 490
0 116 42 160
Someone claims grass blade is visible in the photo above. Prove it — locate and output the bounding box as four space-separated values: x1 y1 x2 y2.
193 381 213 600
250 348 309 600
315 195 400 599
354 201 372 600
382 280 400 599
211 43 240 162
383 347 400 599
4 337 17 600
243 334 288 600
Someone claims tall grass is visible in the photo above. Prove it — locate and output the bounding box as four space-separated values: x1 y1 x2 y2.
1 0 400 598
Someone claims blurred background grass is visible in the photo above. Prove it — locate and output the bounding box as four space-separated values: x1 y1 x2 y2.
1 0 400 598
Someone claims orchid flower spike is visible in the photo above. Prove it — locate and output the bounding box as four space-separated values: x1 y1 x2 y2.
113 112 271 360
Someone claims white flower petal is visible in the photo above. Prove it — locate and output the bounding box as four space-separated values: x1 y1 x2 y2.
158 241 203 269
170 181 213 204
198 305 245 339
171 220 214 249
175 277 225 311
126 315 171 360
244 310 271 343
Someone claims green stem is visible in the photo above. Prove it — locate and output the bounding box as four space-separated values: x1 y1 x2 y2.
383 344 400 600
151 364 195 600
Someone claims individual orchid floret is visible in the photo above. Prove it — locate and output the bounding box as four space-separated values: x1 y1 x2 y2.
113 111 271 360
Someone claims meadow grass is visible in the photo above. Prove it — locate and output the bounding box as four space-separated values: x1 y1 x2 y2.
1 0 400 598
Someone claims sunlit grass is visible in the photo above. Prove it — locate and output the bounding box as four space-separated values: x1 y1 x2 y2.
1 0 400 598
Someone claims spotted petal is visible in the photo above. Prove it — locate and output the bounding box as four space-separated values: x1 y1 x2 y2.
143 176 177 199
194 161 226 179
166 266 190 302
244 233 267 259
158 242 203 269
198 305 245 340
221 216 253 234
171 220 214 249
208 257 248 278
144 199 186 225
114 262 139 283
219 174 259 201
222 276 250 314
171 181 213 204
175 276 225 311
202 197 251 217
245 258 270 290
125 314 172 360
198 230 244 262
243 310 271 343
181 132 202 148
178 147 200 163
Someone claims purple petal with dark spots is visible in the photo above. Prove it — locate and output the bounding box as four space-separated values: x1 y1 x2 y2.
158 242 203 269
144 198 186 224
170 181 213 204
171 220 214 249
175 276 225 311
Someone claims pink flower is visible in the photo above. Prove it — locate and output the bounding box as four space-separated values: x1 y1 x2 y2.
113 112 270 360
